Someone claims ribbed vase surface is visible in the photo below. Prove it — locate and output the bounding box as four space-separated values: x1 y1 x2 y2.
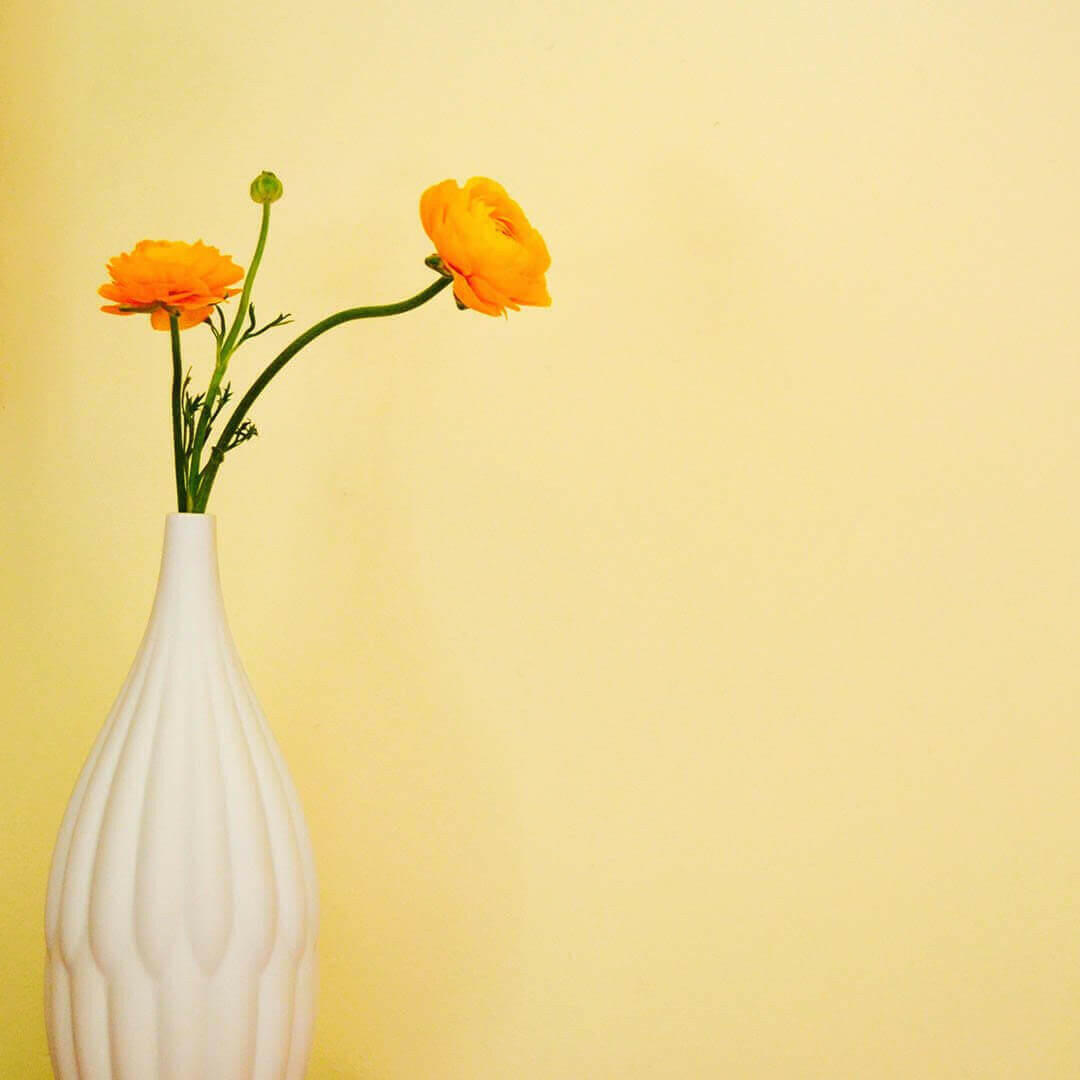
44 513 318 1079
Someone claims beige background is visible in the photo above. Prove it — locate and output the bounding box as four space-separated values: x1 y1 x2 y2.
2 1 1079 1076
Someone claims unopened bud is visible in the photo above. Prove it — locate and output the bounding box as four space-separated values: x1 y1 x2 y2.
250 171 283 204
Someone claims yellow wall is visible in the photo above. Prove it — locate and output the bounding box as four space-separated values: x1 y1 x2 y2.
2 1 1079 1076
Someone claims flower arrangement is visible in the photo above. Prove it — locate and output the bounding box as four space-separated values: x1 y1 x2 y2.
99 172 551 513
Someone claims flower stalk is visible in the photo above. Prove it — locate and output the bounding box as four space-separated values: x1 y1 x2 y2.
193 275 452 511
186 199 273 503
220 200 271 359
169 314 186 512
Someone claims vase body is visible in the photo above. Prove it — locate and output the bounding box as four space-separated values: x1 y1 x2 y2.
44 514 318 1080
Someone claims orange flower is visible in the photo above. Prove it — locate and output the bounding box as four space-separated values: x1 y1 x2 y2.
99 240 244 331
420 177 551 317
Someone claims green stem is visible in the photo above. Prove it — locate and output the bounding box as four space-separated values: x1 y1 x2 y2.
193 275 453 511
187 201 272 502
221 200 271 359
169 314 185 512
188 341 225 502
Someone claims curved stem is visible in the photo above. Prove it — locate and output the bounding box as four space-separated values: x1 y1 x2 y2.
221 201 271 359
169 314 186 511
193 274 453 511
187 201 272 497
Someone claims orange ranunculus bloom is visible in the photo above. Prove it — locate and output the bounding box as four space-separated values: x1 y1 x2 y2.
98 240 244 331
420 177 551 317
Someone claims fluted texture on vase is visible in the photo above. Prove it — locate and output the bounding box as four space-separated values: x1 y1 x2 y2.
45 515 319 1080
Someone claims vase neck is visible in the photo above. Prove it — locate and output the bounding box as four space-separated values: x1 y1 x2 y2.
149 513 227 631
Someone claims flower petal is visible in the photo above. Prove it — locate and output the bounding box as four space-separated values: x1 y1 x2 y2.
452 272 503 317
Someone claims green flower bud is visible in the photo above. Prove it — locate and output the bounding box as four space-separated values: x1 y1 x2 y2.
250 171 283 204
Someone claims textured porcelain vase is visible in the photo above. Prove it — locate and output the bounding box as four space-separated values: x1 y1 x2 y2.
44 513 318 1080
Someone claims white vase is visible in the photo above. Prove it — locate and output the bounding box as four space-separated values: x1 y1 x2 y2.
44 513 319 1079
